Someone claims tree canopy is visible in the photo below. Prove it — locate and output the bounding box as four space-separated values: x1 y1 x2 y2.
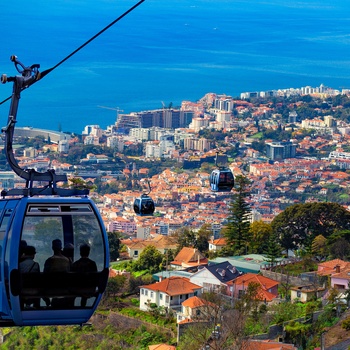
271 202 350 252
223 175 251 254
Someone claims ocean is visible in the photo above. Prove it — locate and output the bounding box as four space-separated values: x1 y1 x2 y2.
1 0 350 134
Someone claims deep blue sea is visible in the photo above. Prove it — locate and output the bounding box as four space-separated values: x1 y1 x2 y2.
1 0 350 134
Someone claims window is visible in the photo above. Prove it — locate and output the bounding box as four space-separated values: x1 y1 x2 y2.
134 250 138 256
151 292 154 298
165 296 169 303
160 293 163 300
297 291 301 298
145 290 148 296
180 294 183 300
141 289 144 295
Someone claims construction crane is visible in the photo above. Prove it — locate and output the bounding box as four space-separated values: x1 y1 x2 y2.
98 105 124 122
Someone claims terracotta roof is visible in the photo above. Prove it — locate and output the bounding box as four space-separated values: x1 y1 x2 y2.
230 273 279 301
210 237 227 246
172 247 208 266
332 267 350 280
317 259 350 276
141 277 201 296
233 273 279 290
181 296 215 309
177 318 195 325
148 344 176 350
245 339 297 350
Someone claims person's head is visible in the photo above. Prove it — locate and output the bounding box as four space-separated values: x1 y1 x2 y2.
80 243 91 258
63 243 74 259
24 245 36 258
52 239 62 252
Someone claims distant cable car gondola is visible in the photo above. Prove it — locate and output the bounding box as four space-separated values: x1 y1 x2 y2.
133 194 155 216
210 152 235 192
133 181 155 216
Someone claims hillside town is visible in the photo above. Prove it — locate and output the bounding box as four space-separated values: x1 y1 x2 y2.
3 83 350 241
2 84 350 349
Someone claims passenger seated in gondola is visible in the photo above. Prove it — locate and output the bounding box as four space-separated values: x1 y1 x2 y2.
44 239 71 308
19 245 40 308
44 239 70 273
72 244 97 307
63 243 74 267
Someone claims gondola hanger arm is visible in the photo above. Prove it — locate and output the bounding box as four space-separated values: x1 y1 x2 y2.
0 0 146 193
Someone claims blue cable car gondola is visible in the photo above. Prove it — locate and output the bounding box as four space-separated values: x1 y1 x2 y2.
210 152 235 192
133 180 155 216
210 168 235 192
0 56 109 326
133 194 155 216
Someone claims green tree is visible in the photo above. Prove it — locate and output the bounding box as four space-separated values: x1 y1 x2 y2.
135 245 163 274
264 232 282 266
102 274 126 305
329 237 350 260
107 231 121 262
196 223 212 252
223 175 251 254
312 234 328 260
285 321 311 349
173 227 197 253
271 202 350 252
249 220 272 253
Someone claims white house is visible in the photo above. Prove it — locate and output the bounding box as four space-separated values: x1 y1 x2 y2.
139 276 202 312
189 261 242 293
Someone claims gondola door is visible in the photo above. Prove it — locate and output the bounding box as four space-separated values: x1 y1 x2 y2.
0 199 20 326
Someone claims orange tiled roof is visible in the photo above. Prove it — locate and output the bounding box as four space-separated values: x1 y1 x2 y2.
230 273 279 301
233 273 279 290
148 344 176 350
317 259 350 276
172 247 206 264
142 277 201 296
177 318 195 325
332 267 350 280
211 237 227 246
245 339 297 350
181 296 215 309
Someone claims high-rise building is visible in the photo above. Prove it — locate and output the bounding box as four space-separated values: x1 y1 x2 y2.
116 109 193 132
266 141 296 160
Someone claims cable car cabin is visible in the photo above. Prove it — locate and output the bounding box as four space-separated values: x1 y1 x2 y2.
0 196 109 327
210 169 235 192
133 194 155 216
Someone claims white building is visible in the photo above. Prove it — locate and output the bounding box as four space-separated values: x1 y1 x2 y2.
139 277 202 312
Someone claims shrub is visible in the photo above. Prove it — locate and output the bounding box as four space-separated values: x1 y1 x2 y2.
342 317 350 331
